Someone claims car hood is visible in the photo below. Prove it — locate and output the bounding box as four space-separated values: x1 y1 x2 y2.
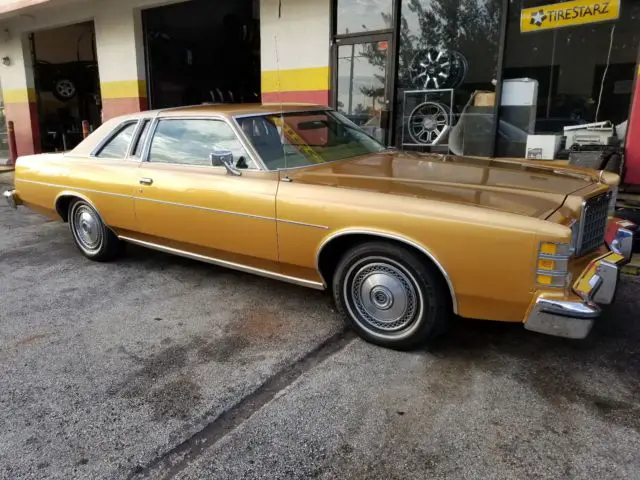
285 152 600 219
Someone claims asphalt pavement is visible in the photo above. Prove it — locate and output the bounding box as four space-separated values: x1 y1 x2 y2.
1 186 639 480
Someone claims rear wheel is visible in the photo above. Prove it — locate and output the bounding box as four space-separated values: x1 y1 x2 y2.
68 199 123 261
333 242 450 350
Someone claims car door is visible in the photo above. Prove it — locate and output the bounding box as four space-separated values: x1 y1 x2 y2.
132 115 280 268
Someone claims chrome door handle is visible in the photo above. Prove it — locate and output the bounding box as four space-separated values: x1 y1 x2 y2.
139 177 153 186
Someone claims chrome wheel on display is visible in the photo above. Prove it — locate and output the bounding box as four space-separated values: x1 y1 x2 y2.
409 48 468 90
408 101 449 145
343 257 424 340
70 202 104 256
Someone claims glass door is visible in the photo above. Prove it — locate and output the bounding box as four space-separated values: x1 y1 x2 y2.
333 34 394 145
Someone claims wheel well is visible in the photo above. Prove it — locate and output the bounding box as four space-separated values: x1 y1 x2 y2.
317 233 455 309
55 195 78 222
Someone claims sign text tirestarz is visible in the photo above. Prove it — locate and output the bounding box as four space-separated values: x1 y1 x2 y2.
520 0 620 33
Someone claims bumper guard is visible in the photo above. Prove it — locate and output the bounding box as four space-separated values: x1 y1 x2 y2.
525 222 634 339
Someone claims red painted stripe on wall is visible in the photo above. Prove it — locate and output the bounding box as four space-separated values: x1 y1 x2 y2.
101 97 149 121
624 67 640 186
4 102 40 156
261 90 329 106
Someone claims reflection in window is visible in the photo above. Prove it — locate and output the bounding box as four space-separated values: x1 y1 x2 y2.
336 42 389 142
97 123 137 159
237 110 384 170
148 119 254 168
394 0 502 155
498 1 640 158
336 0 393 34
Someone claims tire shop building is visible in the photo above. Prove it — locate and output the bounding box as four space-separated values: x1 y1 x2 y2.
0 0 638 192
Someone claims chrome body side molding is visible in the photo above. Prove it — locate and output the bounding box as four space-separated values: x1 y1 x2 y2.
118 236 325 291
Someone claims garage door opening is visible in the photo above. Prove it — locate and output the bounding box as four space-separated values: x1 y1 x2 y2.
31 22 101 152
143 0 260 109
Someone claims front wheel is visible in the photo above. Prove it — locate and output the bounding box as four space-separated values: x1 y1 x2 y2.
333 242 450 350
68 200 123 262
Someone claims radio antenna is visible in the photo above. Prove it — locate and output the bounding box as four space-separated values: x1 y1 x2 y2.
274 0 288 169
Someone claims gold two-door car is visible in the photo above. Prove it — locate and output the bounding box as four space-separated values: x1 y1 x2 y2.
4 104 636 349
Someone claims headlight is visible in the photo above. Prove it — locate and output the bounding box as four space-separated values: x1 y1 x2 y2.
537 242 572 288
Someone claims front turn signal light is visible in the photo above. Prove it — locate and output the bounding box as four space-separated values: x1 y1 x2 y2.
537 242 572 288
538 258 556 271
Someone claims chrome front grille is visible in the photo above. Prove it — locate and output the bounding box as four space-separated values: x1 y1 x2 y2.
576 192 611 256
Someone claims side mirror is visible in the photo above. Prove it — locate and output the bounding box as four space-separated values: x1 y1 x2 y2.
210 149 241 176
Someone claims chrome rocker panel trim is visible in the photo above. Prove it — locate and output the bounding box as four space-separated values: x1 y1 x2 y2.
118 236 325 291
3 189 21 209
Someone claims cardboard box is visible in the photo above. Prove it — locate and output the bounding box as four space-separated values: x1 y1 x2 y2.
525 135 563 160
473 92 495 107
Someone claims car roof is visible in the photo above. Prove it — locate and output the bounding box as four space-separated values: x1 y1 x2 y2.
69 103 332 156
157 103 330 118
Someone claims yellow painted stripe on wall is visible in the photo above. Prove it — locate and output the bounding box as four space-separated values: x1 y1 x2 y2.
262 67 329 93
101 80 147 99
3 88 36 103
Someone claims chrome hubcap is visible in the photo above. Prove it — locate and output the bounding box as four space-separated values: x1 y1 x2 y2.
345 259 421 334
72 204 102 253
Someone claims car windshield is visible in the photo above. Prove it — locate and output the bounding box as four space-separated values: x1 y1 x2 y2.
235 110 385 170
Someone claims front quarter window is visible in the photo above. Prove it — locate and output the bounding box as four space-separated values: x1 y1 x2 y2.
236 110 385 170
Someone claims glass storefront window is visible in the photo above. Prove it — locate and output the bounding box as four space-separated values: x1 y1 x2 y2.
336 39 391 143
394 0 503 156
336 0 394 34
497 0 640 159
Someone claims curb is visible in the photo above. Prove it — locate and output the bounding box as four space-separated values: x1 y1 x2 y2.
622 255 640 276
622 265 640 276
0 171 14 186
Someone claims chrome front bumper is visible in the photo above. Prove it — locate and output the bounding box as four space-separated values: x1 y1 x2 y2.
3 189 20 209
525 222 635 340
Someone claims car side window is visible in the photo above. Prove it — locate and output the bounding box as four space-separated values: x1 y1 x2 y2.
131 120 151 158
96 122 137 159
148 119 256 169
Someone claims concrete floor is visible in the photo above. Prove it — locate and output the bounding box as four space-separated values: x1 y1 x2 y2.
1 188 640 480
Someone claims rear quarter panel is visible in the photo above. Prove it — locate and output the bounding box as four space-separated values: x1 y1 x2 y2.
277 181 571 322
15 153 139 231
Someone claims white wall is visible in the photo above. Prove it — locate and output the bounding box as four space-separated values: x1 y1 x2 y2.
260 0 330 72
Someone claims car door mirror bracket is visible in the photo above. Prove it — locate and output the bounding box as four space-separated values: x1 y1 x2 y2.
210 149 241 176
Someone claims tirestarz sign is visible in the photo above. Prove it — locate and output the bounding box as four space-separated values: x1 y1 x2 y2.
520 0 620 32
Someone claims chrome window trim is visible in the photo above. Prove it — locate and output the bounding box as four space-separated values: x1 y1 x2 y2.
126 119 151 162
143 115 266 171
118 235 325 291
314 229 458 314
90 120 141 159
